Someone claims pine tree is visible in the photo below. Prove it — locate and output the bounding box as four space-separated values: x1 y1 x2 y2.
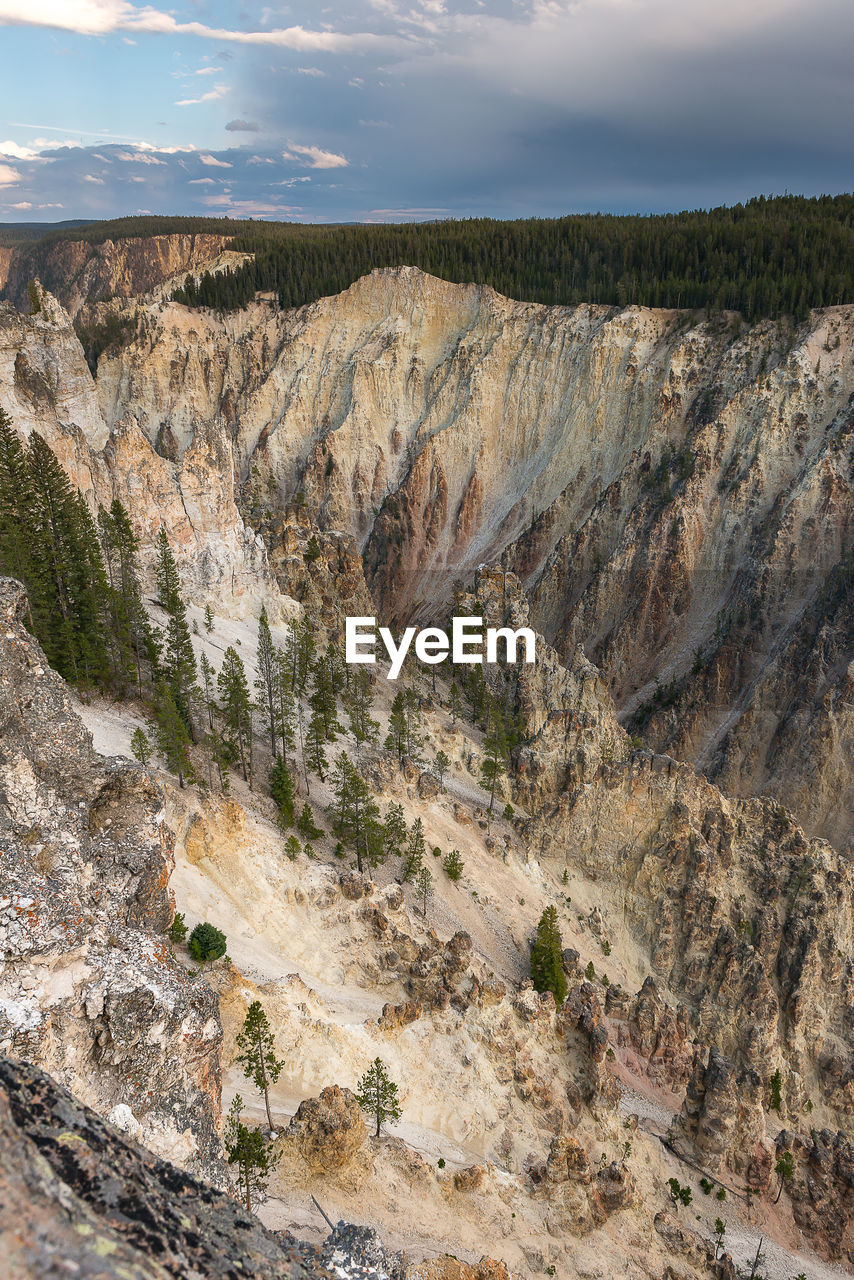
273 647 297 766
330 753 382 874
218 646 252 785
530 905 567 1006
255 604 279 759
235 1000 285 1132
154 528 197 734
198 652 217 731
401 816 426 882
0 409 38 628
310 653 341 741
383 801 407 861
100 498 154 692
152 682 193 788
448 679 463 726
27 434 112 686
204 602 214 632
403 688 425 762
415 864 433 918
443 848 464 881
355 1057 402 1138
385 690 407 763
154 526 182 613
434 750 450 787
297 803 322 840
131 726 151 767
285 613 315 694
480 698 509 814
305 705 328 779
224 1095 277 1213
270 755 295 827
345 668 379 750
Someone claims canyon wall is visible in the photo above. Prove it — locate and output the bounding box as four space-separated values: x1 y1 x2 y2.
0 264 852 848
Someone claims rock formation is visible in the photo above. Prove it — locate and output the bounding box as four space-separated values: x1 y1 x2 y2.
0 577 222 1170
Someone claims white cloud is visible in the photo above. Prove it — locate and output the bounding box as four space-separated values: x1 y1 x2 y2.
297 66 325 77
176 84 229 107
114 149 166 164
195 66 223 75
199 154 232 168
32 138 82 150
188 177 216 184
0 163 21 186
0 140 39 159
284 142 348 169
83 173 105 184
9 200 32 209
0 1 406 52
275 176 312 186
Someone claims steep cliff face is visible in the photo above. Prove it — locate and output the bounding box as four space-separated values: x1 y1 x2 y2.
0 293 279 616
3 233 238 318
1 264 852 847
463 572 854 1133
85 269 854 847
0 578 222 1171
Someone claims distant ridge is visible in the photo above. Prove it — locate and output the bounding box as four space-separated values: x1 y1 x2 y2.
4 194 854 321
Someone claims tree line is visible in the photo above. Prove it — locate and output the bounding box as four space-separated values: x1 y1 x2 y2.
166 194 854 322
5 195 854 323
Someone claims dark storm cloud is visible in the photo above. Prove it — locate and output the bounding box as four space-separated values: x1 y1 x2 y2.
1 0 852 221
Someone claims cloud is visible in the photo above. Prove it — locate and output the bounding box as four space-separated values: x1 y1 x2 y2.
225 119 261 133
195 66 223 75
114 150 165 164
83 173 105 184
284 142 348 169
297 66 325 77
199 154 233 168
0 1 406 52
175 84 229 107
188 177 216 184
9 200 32 209
0 163 21 186
0 140 39 159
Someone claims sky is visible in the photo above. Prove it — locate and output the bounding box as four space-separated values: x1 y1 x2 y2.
0 0 852 224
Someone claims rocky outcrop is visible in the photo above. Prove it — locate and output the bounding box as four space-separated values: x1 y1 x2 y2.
3 233 237 318
0 1054 409 1280
653 1212 736 1280
0 297 281 616
669 1048 770 1189
774 1127 854 1263
0 578 221 1170
280 1085 367 1172
607 977 698 1092
533 1134 635 1235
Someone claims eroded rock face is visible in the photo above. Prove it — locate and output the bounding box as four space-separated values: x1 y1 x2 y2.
2 266 853 842
3 233 237 319
0 578 222 1170
774 1128 854 1263
669 1048 770 1187
0 297 280 617
282 1085 367 1172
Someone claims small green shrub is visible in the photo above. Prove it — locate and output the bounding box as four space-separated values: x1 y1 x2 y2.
168 911 188 944
188 921 227 962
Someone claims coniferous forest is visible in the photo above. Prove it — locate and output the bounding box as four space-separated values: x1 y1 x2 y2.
4 192 854 322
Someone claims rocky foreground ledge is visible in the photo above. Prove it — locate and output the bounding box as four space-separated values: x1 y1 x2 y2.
0 1054 411 1280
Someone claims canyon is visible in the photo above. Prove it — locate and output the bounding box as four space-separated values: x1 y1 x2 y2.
0 232 852 1279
